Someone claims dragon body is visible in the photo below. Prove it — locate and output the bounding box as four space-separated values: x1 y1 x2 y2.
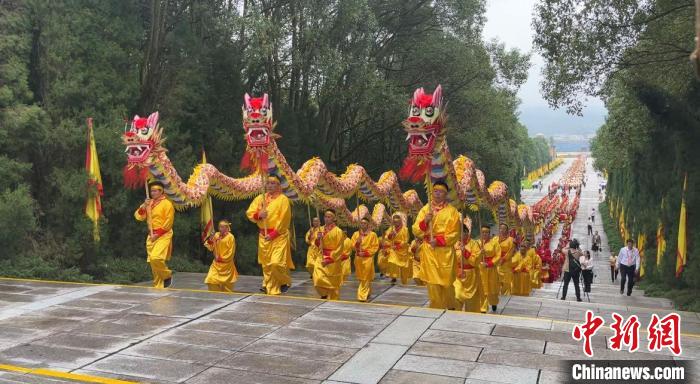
122 95 422 227
123 87 538 233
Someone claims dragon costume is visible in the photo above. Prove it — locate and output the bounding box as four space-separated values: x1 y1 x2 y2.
399 85 535 235
123 94 423 227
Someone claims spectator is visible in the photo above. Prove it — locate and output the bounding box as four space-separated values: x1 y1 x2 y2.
587 217 593 236
561 239 583 302
580 251 594 293
609 252 618 283
591 231 601 252
615 239 640 296
590 207 595 223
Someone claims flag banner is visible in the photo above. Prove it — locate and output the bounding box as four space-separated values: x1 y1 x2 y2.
676 173 688 278
85 118 103 242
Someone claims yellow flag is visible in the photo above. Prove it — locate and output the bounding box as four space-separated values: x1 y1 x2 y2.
657 198 666 268
619 207 626 240
676 173 688 278
637 233 646 278
200 151 215 243
84 118 103 242
656 220 665 267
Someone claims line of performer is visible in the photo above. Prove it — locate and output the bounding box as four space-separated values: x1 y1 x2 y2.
135 178 550 312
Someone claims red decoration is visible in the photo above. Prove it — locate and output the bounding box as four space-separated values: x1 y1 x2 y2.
123 165 149 189
135 118 148 129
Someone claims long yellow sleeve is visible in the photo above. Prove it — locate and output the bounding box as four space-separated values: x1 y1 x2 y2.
135 198 174 234
246 194 291 234
205 232 235 263
411 204 459 247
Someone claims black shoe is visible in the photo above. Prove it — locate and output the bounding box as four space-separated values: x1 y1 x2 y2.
281 284 290 293
481 311 486 314
391 278 397 285
259 287 267 293
164 277 173 288
320 296 328 299
577 298 582 302
379 273 384 278
560 296 566 300
491 305 497 312
627 292 631 296
620 290 623 295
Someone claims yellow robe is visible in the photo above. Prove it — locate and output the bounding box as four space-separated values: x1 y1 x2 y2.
305 227 322 275
204 232 238 292
497 236 515 295
478 236 502 312
246 193 294 295
313 225 345 300
409 240 425 285
453 239 483 312
351 230 379 301
384 226 410 284
530 249 543 289
412 203 460 309
512 250 532 296
340 237 353 284
134 197 175 288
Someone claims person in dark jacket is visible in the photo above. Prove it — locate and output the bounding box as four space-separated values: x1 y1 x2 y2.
560 239 583 301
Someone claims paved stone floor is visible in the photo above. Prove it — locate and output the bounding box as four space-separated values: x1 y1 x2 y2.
1 156 699 383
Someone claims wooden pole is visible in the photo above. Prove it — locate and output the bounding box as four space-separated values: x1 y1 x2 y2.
144 180 154 237
259 165 268 234
478 208 484 265
427 174 433 243
459 212 464 272
306 202 312 228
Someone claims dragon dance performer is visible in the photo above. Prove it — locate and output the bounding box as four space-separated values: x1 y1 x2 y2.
409 239 425 286
246 175 294 295
478 224 502 313
453 218 483 312
351 217 380 301
203 220 238 292
530 247 543 289
340 235 353 285
304 217 322 276
313 209 346 300
512 241 532 296
134 181 175 289
497 224 515 296
412 181 460 309
384 213 411 285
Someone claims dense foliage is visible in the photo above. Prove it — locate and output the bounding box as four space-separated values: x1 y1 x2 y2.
534 0 699 307
0 0 552 282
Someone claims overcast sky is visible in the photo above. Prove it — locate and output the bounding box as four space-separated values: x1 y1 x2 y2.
483 0 607 137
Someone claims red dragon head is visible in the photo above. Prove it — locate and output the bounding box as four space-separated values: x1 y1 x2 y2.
399 85 446 182
403 85 445 156
242 93 274 148
122 112 162 188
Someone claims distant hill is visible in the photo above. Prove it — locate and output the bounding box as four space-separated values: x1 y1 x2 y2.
519 104 607 137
